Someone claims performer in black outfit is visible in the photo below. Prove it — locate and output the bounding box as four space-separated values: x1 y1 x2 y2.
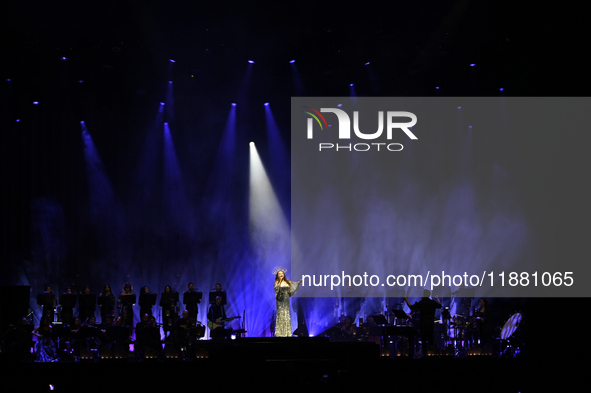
403 289 442 356
78 285 96 323
173 310 194 357
473 298 490 348
160 285 178 337
183 283 202 321
97 284 116 323
138 286 156 319
37 286 57 322
135 313 161 360
207 295 232 340
59 287 76 325
118 283 136 327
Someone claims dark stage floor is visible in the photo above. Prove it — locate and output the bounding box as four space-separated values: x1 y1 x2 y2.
0 337 580 392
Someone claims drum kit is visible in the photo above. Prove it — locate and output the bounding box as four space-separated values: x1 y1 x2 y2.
447 311 522 357
498 312 523 357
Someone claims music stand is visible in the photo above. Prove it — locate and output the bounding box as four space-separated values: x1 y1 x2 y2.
119 293 136 306
184 291 202 305
208 291 226 305
392 309 410 324
59 293 76 308
370 315 389 325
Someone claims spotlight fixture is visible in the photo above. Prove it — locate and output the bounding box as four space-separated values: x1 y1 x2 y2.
169 59 176 63
289 60 295 63
470 64 475 67
16 119 20 122
61 57 67 61
230 334 237 340
469 126 472 129
436 87 440 89
264 102 269 106
458 107 462 109
169 81 173 84
6 79 11 81
78 80 83 83
365 62 370 65
349 84 354 87
248 60 255 64
231 103 237 106
160 102 165 106
337 104 343 108
33 101 39 105
249 142 254 146
499 88 504 91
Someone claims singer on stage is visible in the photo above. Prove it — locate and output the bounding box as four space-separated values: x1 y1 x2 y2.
273 268 302 337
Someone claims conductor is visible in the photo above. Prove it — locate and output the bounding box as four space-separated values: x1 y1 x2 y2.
403 289 442 356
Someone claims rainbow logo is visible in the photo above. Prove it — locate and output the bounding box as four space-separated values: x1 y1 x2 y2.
302 106 328 130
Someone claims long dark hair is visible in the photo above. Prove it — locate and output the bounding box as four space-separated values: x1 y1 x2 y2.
102 284 112 295
478 298 488 311
274 271 292 287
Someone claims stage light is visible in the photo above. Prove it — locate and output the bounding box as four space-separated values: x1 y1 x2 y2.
349 84 354 86
436 87 440 89
365 62 370 65
231 103 237 106
169 59 176 63
289 60 295 63
337 104 342 107
6 79 11 81
469 126 472 129
33 101 39 105
61 57 67 61
470 64 475 66
160 102 165 106
264 102 269 106
80 121 85 125
230 334 237 340
250 142 254 146
248 60 255 64
78 80 83 83
458 106 462 109
16 119 20 122
499 88 504 91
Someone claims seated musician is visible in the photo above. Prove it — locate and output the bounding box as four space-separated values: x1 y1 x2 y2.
365 316 381 344
340 316 357 340
174 310 194 341
172 310 194 358
135 313 160 359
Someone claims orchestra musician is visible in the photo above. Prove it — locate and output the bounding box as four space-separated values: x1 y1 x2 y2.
473 298 490 348
98 284 116 324
78 285 96 323
183 283 201 321
173 310 194 357
207 295 239 339
59 287 76 325
38 286 57 322
160 285 178 337
138 286 156 319
32 317 57 362
341 316 357 340
118 283 136 327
